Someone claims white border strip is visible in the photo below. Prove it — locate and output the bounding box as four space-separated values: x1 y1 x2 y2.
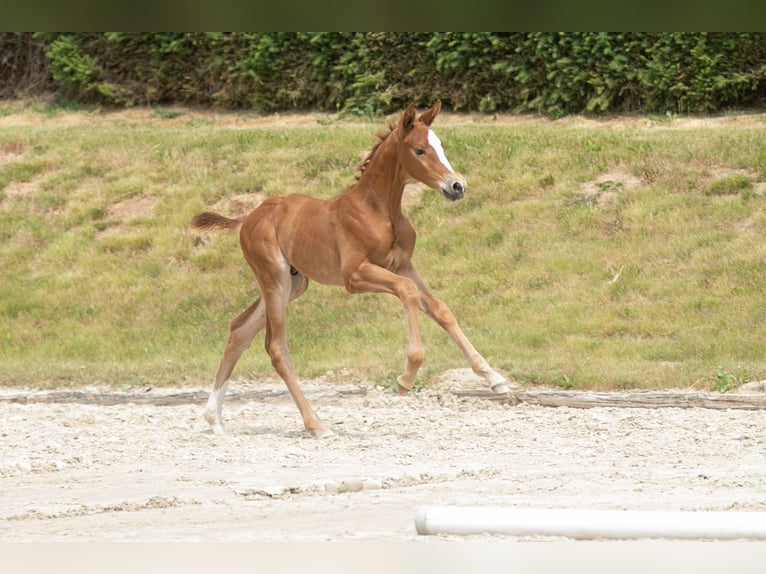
415 507 766 540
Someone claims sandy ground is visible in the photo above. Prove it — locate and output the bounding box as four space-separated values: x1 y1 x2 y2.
2 369 766 544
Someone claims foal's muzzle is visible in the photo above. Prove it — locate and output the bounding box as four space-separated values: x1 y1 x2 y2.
441 176 466 201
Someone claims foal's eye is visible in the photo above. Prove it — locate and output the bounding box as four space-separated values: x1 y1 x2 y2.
415 148 426 156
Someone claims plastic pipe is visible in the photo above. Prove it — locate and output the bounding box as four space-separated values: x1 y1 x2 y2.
415 507 766 540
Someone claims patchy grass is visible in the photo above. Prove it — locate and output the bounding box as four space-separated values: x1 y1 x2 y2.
1 102 766 391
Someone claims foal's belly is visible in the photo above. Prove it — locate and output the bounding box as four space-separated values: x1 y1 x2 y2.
278 197 345 286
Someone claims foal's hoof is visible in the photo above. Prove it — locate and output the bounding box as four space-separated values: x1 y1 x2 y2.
205 413 228 436
308 425 334 439
395 375 414 396
488 371 517 395
395 382 411 396
490 375 515 394
491 382 511 394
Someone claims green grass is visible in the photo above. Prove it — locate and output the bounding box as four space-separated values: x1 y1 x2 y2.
1 103 766 391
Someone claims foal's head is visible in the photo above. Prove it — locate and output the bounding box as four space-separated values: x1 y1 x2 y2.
397 100 467 201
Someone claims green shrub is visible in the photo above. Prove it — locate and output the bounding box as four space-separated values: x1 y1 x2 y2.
1 32 762 115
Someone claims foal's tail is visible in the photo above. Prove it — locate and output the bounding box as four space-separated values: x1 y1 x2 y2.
190 211 243 233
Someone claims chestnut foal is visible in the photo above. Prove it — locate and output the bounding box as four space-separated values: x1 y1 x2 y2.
190 101 509 437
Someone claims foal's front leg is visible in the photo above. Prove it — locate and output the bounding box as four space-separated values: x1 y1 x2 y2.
345 261 426 394
402 264 511 394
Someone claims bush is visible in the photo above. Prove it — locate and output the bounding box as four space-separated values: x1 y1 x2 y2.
2 32 764 115
0 32 51 97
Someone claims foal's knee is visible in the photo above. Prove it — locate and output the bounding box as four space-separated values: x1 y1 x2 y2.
399 280 422 311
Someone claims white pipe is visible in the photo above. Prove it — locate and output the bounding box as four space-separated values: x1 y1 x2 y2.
415 507 766 540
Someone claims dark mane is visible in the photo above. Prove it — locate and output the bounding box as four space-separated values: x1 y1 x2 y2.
355 119 397 180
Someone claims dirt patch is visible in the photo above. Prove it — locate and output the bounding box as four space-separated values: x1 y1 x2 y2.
578 169 644 206
0 141 25 167
553 111 766 131
2 179 39 199
93 195 161 239
211 192 266 216
106 195 160 222
402 182 427 209
2 374 765 541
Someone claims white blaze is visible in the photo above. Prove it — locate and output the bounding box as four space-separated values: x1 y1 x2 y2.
427 129 455 173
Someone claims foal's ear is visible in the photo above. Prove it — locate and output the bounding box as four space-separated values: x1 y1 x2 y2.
400 102 417 136
418 99 442 127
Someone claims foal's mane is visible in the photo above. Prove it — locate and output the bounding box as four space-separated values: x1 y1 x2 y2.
355 118 397 180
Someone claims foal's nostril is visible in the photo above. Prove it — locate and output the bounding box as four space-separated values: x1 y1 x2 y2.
441 178 466 201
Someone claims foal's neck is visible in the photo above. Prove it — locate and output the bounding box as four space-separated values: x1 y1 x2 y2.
357 131 407 222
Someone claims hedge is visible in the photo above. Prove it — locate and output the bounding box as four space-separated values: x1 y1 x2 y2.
2 32 765 115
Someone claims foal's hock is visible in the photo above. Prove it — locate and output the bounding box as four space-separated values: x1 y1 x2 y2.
190 100 509 437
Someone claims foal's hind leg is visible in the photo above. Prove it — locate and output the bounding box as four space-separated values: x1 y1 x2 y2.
204 298 266 434
204 272 309 434
260 267 329 438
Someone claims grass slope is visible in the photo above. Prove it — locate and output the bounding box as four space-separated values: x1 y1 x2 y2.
1 101 765 391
